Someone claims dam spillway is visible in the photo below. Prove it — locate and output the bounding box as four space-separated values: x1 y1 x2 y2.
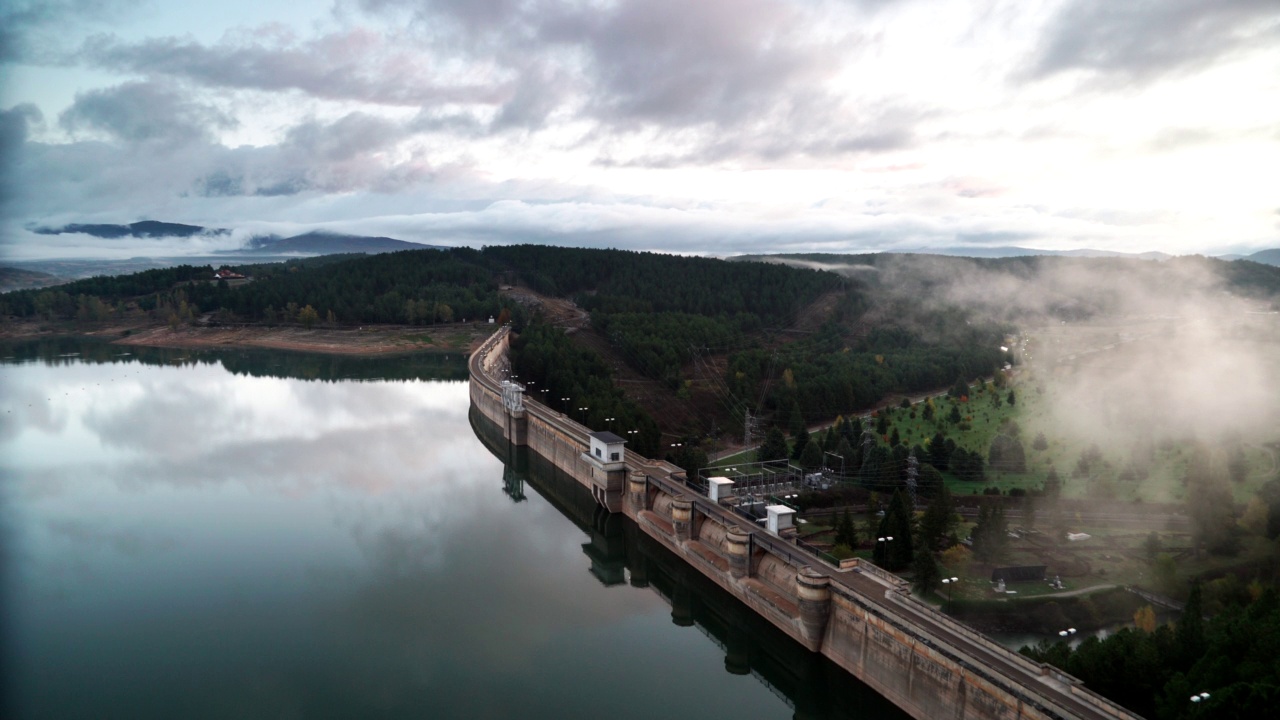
470 326 1142 720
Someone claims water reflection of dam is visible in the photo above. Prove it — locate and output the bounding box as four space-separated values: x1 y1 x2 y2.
472 406 905 720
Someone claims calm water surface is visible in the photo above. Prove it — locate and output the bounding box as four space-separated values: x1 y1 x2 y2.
1 342 905 719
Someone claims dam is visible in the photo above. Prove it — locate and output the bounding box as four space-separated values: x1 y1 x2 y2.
470 326 1142 720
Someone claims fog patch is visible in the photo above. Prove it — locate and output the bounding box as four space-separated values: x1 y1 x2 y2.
748 256 879 276
870 255 1280 495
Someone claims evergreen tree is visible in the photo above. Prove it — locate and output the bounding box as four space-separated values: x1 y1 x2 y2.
800 439 824 470
835 438 855 476
759 426 789 462
1175 581 1206 666
971 500 1008 562
988 434 1027 473
913 548 941 596
834 509 859 548
1043 466 1062 499
1185 449 1239 556
920 486 956 551
791 427 810 460
873 490 915 571
928 431 950 470
823 425 839 451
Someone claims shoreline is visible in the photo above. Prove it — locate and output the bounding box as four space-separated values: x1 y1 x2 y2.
0 319 491 357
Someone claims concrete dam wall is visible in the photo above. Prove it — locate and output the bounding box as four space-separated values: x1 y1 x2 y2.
470 327 1141 720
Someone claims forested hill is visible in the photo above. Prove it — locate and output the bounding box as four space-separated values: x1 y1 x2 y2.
0 245 1013 445
0 244 839 324
482 245 841 323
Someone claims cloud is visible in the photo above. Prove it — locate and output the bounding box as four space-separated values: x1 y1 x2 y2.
58 80 236 144
595 96 926 167
558 0 834 127
190 111 442 197
1 103 444 221
0 103 43 181
0 0 138 62
1031 0 1280 83
79 28 509 108
71 0 893 163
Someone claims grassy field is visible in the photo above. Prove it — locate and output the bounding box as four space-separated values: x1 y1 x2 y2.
715 369 1277 504
864 371 1279 503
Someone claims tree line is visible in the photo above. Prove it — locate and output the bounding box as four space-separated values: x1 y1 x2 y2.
1022 584 1280 719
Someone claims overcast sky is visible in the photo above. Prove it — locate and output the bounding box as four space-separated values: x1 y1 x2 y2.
1 0 1278 260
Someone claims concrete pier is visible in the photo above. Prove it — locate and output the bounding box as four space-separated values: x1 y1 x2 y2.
471 326 1141 720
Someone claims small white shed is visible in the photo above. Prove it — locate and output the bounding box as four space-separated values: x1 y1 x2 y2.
707 477 734 502
766 505 796 535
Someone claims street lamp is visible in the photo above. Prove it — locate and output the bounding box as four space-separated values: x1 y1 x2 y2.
942 577 959 613
1058 628 1077 639
1190 692 1210 703
876 536 894 566
578 406 589 422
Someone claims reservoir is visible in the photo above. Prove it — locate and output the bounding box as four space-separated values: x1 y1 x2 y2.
1 341 905 720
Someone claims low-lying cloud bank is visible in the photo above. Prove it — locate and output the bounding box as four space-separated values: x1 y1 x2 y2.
792 253 1280 492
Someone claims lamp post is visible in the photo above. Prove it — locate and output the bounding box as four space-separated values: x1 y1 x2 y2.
1058 627 1077 640
578 406 589 423
1190 691 1210 704
561 397 570 412
605 417 616 430
877 536 894 566
942 576 959 613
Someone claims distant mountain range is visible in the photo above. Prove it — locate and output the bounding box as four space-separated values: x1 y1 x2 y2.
896 246 1176 260
246 231 441 254
1238 248 1280 266
23 219 1280 268
29 221 445 255
765 246 1280 265
0 266 64 293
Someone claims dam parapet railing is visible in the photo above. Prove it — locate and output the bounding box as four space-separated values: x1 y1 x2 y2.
469 325 1143 720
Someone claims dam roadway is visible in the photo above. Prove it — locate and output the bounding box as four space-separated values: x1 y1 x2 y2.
470 326 1142 720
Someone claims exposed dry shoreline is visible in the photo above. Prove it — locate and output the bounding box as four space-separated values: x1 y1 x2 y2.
0 319 491 356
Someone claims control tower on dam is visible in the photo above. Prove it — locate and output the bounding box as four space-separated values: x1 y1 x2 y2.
470 326 1143 720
